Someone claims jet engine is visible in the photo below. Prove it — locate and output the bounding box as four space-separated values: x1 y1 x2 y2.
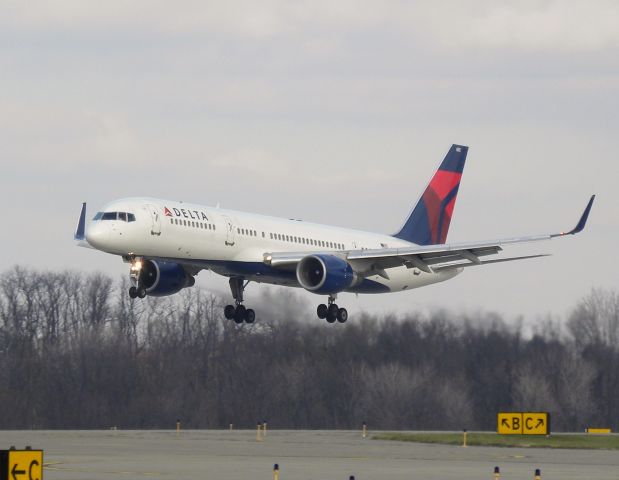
296 254 357 295
140 260 195 296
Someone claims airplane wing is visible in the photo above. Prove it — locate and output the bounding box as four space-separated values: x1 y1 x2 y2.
264 195 595 277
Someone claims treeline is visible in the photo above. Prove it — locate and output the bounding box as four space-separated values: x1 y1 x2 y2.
0 266 617 431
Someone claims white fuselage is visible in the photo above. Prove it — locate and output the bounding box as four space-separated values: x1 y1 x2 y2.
85 197 460 294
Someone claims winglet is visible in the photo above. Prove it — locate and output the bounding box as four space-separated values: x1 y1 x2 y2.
552 195 595 237
74 202 87 240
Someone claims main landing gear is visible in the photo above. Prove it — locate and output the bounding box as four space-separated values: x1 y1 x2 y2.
224 277 256 324
316 295 348 323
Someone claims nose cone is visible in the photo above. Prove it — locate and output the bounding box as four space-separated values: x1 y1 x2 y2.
85 222 111 249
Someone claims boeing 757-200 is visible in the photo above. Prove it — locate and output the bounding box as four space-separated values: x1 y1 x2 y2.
75 145 594 324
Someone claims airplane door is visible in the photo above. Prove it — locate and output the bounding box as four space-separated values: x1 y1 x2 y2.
146 204 162 236
223 215 235 246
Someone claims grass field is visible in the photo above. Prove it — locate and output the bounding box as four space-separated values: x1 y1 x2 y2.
373 432 619 450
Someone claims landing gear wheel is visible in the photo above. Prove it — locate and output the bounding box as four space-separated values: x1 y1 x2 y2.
234 305 246 324
224 305 236 320
337 307 348 323
137 286 147 298
245 309 256 323
326 303 338 323
317 304 328 319
128 286 137 299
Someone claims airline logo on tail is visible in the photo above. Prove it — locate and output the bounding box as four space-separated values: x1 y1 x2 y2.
393 144 468 245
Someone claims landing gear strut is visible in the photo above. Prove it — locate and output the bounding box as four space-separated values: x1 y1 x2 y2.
317 295 348 323
128 258 146 299
224 277 256 324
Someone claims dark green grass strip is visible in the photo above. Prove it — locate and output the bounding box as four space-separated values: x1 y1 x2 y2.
373 432 619 450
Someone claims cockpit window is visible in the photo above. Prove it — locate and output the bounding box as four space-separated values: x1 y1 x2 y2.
94 211 136 222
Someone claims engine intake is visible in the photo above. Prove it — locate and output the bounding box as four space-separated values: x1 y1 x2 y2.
140 260 195 297
296 254 356 295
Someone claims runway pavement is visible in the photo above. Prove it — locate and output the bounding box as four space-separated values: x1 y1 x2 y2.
1 429 617 480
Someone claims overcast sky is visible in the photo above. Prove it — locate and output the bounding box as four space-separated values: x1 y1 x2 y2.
1 0 617 322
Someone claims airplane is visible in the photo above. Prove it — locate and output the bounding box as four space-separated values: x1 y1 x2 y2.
75 144 595 324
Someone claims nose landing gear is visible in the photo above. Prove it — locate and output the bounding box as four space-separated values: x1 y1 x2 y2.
224 277 256 324
128 257 147 299
317 295 348 323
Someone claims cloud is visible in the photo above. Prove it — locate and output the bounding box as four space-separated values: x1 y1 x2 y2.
418 0 619 53
3 1 619 53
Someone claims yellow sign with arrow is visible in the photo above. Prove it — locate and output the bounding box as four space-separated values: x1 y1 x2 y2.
497 412 549 435
0 449 43 480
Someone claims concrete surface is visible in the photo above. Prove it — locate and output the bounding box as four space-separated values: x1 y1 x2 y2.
1 429 617 480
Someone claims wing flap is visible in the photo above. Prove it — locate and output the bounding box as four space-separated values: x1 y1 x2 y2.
433 254 550 271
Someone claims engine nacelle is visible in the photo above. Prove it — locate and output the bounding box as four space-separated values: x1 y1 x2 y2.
296 254 356 295
140 260 195 297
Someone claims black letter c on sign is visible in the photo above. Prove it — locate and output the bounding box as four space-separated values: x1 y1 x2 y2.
29 460 39 480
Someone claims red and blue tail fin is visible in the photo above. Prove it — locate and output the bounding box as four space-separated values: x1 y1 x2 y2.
393 144 468 245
